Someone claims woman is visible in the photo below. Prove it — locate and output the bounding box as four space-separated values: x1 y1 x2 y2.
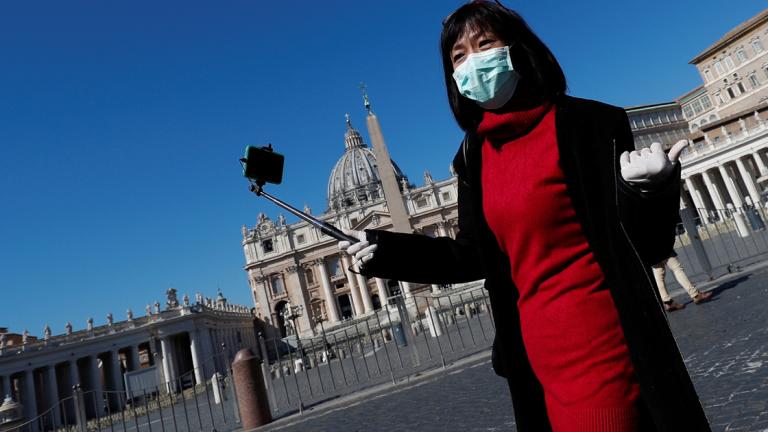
340 2 709 431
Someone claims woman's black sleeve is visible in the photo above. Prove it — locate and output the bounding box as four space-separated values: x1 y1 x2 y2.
359 154 486 285
614 108 681 267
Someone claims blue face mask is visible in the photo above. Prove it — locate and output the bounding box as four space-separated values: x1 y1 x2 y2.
452 46 519 110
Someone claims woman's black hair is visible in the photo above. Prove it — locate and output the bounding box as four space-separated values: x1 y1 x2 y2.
441 1 567 131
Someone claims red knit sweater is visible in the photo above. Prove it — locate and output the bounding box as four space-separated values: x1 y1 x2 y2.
479 104 641 431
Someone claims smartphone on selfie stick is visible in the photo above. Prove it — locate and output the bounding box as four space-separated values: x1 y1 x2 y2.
240 145 358 244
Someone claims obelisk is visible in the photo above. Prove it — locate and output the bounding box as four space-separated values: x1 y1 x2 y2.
362 85 412 233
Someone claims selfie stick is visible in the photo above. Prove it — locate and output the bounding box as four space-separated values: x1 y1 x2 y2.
249 184 359 244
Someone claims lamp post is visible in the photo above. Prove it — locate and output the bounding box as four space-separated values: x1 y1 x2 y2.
316 315 332 362
282 303 304 360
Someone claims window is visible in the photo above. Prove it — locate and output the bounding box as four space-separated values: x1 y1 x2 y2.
304 268 315 285
350 218 358 226
326 256 343 277
749 74 760 88
737 50 748 62
270 274 285 297
701 95 712 109
692 99 703 114
724 55 735 70
441 191 453 202
296 234 306 244
683 105 694 118
764 65 768 80
727 87 736 98
262 239 274 253
714 61 725 75
704 69 713 82
754 40 765 54
737 82 746 94
415 196 429 208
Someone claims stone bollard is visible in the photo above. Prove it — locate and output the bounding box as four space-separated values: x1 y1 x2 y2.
294 358 304 373
339 348 347 359
232 348 272 429
308 356 316 369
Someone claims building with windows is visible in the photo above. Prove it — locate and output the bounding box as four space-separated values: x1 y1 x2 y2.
676 8 768 225
241 103 459 338
681 8 768 131
626 102 690 151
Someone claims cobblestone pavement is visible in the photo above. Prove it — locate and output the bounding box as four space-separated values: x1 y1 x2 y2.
255 265 768 432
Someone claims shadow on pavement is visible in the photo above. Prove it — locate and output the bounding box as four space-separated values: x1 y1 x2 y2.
708 275 750 297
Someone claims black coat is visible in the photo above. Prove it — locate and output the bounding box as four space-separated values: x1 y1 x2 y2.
361 96 710 431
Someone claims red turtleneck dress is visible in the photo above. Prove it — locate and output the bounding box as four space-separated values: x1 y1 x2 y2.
479 104 641 431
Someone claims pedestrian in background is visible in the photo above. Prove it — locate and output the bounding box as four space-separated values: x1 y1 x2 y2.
653 251 713 311
339 1 710 431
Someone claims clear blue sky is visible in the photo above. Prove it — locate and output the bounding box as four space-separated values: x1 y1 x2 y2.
1 0 765 335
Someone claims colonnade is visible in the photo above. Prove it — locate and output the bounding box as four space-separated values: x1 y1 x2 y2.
0 322 257 428
683 149 767 224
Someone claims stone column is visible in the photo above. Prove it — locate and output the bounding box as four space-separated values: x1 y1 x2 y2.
253 276 272 324
436 222 448 237
753 151 768 176
400 281 413 298
374 278 389 306
1 375 11 398
701 170 726 214
45 366 62 428
719 164 746 207
341 254 363 316
354 269 374 314
129 345 141 371
68 359 80 390
189 330 204 385
718 164 750 237
314 259 340 323
684 177 708 222
89 355 104 413
160 337 176 391
736 157 762 205
285 265 312 335
108 348 124 411
23 369 38 424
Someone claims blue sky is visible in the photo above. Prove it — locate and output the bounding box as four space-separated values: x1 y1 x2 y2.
1 0 765 335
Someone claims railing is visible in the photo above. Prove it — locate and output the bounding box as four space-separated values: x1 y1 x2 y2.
671 203 768 285
679 119 767 163
257 286 493 418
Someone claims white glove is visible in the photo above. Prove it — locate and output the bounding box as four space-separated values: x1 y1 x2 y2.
338 229 378 265
620 140 688 187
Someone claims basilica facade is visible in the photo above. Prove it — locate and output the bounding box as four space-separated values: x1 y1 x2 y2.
241 111 460 338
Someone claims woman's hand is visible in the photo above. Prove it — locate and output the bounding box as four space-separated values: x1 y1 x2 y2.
620 140 688 188
338 229 378 265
